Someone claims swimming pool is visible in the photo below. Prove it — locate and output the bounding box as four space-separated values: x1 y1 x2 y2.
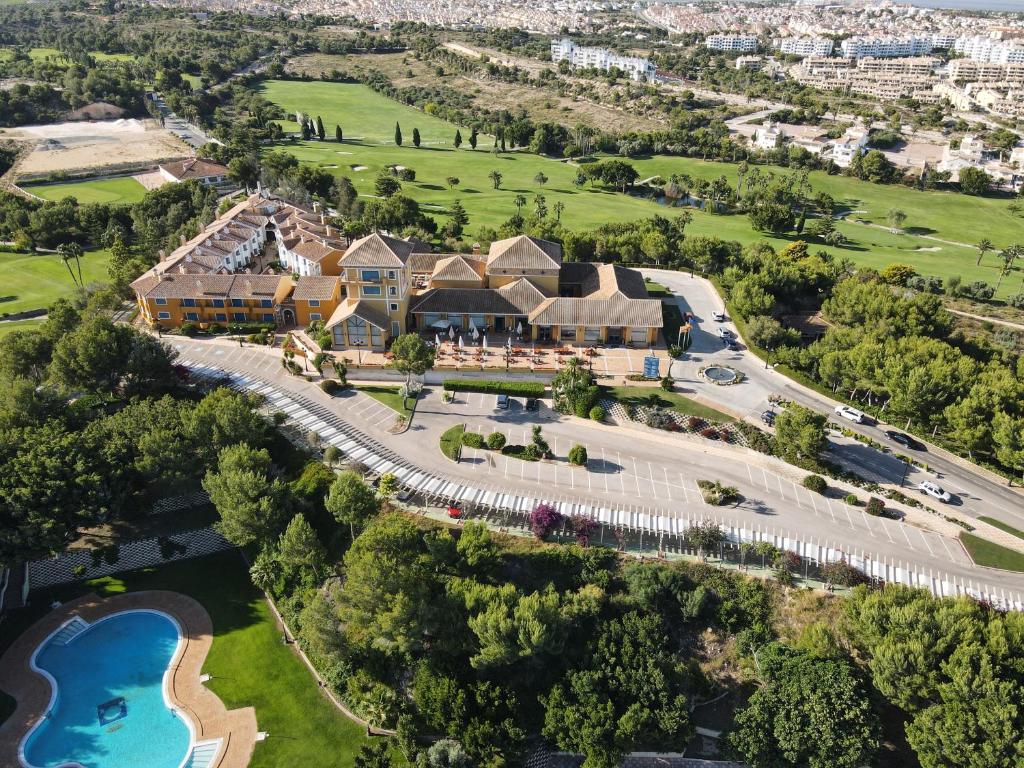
21 610 194 768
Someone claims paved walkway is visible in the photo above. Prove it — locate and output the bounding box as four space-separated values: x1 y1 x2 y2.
0 590 256 768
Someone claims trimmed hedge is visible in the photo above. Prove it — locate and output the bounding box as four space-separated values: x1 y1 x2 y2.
462 432 484 449
443 379 546 397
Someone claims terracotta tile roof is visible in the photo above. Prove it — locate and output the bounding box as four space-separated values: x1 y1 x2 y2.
409 252 446 274
292 276 341 301
339 233 413 268
431 255 486 284
324 299 392 330
410 289 522 317
159 158 229 181
291 240 343 264
559 262 650 299
496 277 554 314
141 274 284 299
529 295 663 328
487 235 562 272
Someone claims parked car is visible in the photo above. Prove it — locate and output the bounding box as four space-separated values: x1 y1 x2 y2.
885 430 923 450
712 311 726 322
447 501 463 518
525 398 539 412
718 327 736 339
834 404 865 424
496 394 510 409
918 481 953 503
724 340 741 351
396 488 414 503
760 410 776 426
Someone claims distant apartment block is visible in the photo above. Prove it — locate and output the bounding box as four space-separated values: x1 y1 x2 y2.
949 59 1024 82
840 36 934 59
705 34 758 53
830 126 869 168
550 38 655 81
856 56 939 76
953 36 1024 64
774 37 834 57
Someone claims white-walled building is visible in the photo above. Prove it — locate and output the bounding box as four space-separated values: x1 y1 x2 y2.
735 55 764 71
953 36 1024 64
550 38 655 81
705 34 758 53
831 127 869 168
753 122 784 151
774 37 834 57
840 36 934 59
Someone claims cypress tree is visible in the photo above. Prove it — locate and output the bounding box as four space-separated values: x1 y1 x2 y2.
412 127 421 148
394 122 402 146
469 127 478 150
335 125 343 142
316 115 325 140
454 129 462 149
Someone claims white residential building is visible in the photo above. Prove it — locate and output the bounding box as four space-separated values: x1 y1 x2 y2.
840 36 934 59
774 37 834 57
953 36 1024 65
753 122 784 151
550 38 655 81
705 34 758 53
735 55 764 71
831 126 869 168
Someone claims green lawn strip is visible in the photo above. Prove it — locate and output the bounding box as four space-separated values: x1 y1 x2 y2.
13 551 372 766
25 176 147 205
960 533 1024 573
978 516 1024 541
0 318 45 337
256 80 1021 297
355 384 415 418
440 423 465 460
0 248 112 314
602 384 735 423
642 278 672 297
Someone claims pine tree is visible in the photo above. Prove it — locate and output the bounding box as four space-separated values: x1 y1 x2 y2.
454 129 462 149
301 119 311 141
394 122 402 146
469 127 478 150
316 115 325 140
412 127 421 148
335 124 343 142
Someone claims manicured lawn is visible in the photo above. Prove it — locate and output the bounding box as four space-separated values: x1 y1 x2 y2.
440 423 465 460
961 533 1024 573
1 551 372 766
257 80 1023 297
0 318 45 337
26 176 147 205
643 278 672 297
0 248 111 314
979 516 1024 541
355 384 416 418
602 385 735 423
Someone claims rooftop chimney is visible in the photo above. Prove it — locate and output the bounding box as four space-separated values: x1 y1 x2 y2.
326 225 333 238
472 242 481 255
312 201 322 214
159 248 167 261
180 234 187 246
320 213 326 225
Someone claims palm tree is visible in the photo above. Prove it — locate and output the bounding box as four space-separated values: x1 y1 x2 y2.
995 244 1022 292
976 238 994 266
533 171 548 187
553 201 565 222
513 194 526 214
488 169 502 189
57 242 84 288
886 208 907 234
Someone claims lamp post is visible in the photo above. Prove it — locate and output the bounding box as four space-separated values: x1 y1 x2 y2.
764 346 773 370
352 339 366 366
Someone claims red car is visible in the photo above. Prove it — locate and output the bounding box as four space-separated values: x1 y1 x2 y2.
447 502 463 519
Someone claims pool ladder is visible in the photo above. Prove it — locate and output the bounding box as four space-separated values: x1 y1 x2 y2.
184 738 223 768
51 616 90 646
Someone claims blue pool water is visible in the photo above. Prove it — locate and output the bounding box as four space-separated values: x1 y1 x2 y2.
23 610 192 768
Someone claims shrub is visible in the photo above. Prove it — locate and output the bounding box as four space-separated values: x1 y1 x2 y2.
774 568 795 586
821 559 869 587
443 379 545 397
646 407 674 430
179 322 200 336
568 444 588 466
843 493 859 506
486 431 507 450
700 426 719 439
668 344 683 358
660 375 674 391
530 502 564 539
501 444 539 461
686 416 702 430
865 496 886 516
589 405 606 421
321 379 340 395
1007 293 1024 309
208 322 227 334
461 431 484 449
697 480 739 505
802 474 827 494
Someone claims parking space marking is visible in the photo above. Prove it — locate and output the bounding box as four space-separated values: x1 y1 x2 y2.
601 448 609 492
937 534 956 561
617 452 626 494
663 467 674 502
746 464 754 485
918 529 935 556
825 498 837 523
631 457 644 498
900 524 916 551
843 506 856 529
809 490 820 516
881 520 895 543
860 511 877 537
761 468 771 491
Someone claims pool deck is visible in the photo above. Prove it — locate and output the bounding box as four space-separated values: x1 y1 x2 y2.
0 590 257 768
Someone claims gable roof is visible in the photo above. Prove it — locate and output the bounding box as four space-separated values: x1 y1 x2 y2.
139 274 285 300
496 277 554 314
159 158 229 181
560 262 650 299
324 299 393 330
486 236 562 272
339 233 414 268
292 276 341 302
291 240 343 264
528 295 663 328
431 255 486 284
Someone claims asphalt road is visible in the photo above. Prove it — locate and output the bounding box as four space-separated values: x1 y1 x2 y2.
168 336 1024 598
642 268 1024 532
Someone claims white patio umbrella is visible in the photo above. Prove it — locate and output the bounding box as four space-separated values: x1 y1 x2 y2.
482 334 488 349
515 320 523 336
506 336 512 350
448 326 455 341
469 319 477 333
435 333 442 347
458 335 464 351
472 326 480 341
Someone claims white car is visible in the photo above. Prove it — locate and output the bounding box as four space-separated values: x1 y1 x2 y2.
834 404 865 424
712 311 726 322
918 481 953 503
718 327 736 339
